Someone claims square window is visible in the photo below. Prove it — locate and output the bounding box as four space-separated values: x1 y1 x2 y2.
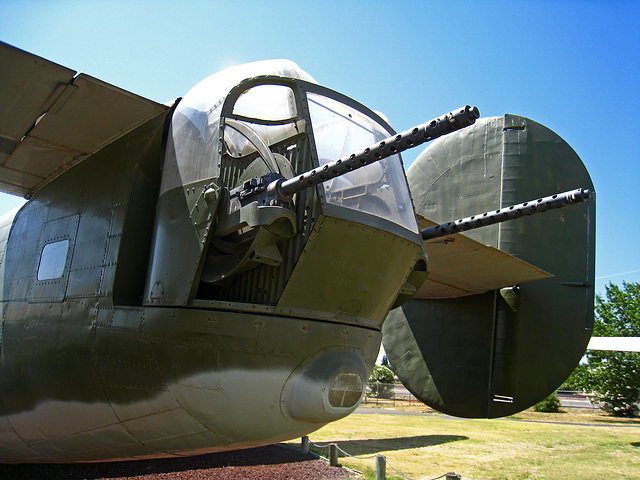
37 240 69 281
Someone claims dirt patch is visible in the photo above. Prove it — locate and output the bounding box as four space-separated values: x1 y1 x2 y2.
0 444 356 480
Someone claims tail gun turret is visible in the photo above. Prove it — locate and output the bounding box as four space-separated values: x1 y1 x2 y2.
196 105 479 295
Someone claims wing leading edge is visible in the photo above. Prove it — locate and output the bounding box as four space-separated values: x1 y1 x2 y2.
0 42 168 198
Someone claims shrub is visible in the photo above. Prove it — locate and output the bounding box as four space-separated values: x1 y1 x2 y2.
535 393 561 413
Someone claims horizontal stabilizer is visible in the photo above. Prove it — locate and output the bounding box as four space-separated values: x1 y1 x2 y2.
588 337 640 352
416 215 552 299
0 42 167 197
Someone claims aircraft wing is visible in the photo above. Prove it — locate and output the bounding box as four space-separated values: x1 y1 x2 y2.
0 42 168 198
415 215 552 299
587 337 640 352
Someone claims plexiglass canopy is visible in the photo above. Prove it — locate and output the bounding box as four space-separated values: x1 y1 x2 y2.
307 93 418 232
163 60 418 233
161 60 314 195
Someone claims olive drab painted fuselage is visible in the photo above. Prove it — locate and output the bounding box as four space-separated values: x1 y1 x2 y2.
0 56 425 462
0 43 597 464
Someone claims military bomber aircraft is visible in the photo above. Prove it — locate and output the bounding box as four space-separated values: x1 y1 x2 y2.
0 42 594 462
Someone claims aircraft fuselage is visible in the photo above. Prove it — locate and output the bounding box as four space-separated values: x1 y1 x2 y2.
0 87 421 462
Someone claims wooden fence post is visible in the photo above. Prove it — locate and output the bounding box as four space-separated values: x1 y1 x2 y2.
329 444 339 467
376 454 386 480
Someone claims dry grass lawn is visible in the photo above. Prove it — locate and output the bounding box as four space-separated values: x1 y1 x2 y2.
283 407 640 480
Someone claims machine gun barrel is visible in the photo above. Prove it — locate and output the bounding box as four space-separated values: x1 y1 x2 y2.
421 188 592 241
270 105 480 201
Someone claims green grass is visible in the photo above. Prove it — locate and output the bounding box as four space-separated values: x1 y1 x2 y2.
282 408 640 479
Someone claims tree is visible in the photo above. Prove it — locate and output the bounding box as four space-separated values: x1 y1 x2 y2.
560 362 589 391
585 282 640 417
367 364 394 398
381 354 390 368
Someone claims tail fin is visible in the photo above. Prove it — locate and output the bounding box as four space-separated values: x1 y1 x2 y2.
383 115 595 418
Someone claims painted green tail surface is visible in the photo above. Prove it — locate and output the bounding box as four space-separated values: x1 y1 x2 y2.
383 115 595 418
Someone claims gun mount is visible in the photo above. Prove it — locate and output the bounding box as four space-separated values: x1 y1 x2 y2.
232 105 480 206
197 105 478 293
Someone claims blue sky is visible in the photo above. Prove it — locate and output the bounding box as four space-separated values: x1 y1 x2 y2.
2 0 639 295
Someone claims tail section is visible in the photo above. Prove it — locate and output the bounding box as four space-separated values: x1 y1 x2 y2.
383 115 595 418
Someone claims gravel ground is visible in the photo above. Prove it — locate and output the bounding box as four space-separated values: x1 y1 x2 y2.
0 445 357 480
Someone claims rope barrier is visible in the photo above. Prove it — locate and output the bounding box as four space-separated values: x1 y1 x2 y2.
305 437 461 480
